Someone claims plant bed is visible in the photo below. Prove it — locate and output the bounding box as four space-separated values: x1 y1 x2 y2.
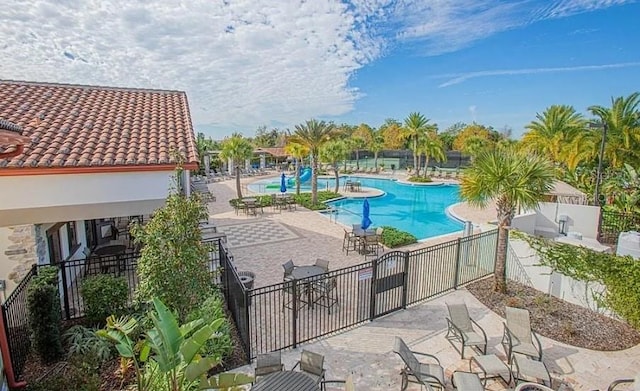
466 278 640 351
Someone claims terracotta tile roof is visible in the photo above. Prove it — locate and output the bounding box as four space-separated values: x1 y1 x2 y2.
0 80 199 171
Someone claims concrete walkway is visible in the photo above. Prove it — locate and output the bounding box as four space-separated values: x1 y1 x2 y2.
207 174 639 390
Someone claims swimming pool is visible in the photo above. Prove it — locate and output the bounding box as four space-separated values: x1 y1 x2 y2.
248 176 463 240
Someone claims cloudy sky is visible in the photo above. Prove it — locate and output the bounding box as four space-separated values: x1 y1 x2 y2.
1 0 638 138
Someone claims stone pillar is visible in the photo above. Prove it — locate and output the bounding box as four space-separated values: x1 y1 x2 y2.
260 154 266 169
204 154 211 176
1 225 39 294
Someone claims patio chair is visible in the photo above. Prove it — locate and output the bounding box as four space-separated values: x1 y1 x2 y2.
393 336 445 391
607 377 636 391
282 260 295 280
292 350 326 385
445 303 487 358
361 234 382 260
254 351 284 383
282 278 308 312
502 307 542 363
342 229 359 255
315 258 330 272
321 374 355 391
313 277 338 313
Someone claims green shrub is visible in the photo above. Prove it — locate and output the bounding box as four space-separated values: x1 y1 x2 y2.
407 176 433 183
27 266 63 363
185 292 233 361
64 325 113 363
293 191 341 210
81 274 129 326
25 354 100 391
379 226 418 248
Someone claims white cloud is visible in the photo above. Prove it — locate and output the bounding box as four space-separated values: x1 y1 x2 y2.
0 0 632 135
436 62 640 87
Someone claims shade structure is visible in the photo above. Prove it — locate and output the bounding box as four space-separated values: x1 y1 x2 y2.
280 173 287 193
361 198 372 230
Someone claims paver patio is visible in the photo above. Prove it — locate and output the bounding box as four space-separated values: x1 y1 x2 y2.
207 174 639 391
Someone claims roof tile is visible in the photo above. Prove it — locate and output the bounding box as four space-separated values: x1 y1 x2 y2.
0 80 199 170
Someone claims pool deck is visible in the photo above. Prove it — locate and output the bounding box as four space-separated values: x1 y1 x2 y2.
207 173 639 390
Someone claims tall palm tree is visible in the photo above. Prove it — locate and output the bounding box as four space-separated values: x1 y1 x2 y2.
320 140 349 192
521 105 587 165
284 141 309 195
403 112 434 176
589 92 640 169
219 134 254 199
418 133 446 178
369 129 385 172
290 119 336 205
460 149 555 293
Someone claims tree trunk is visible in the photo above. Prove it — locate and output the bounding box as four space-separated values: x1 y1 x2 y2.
423 156 430 178
295 158 301 195
333 166 339 193
374 151 379 172
355 149 360 170
494 226 509 293
235 165 242 199
311 153 318 205
413 137 418 176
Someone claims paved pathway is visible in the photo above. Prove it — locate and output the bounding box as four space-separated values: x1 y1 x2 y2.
207 174 639 390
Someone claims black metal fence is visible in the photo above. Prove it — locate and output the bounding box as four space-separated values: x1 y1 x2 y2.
599 209 640 244
227 230 498 359
1 265 37 381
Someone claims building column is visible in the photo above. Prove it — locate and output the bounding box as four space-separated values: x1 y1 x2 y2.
204 154 211 176
260 154 266 169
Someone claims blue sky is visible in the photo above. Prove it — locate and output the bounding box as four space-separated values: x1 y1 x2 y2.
1 0 638 139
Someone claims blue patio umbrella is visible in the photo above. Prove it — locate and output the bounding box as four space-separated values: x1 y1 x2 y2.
280 173 287 193
361 198 372 230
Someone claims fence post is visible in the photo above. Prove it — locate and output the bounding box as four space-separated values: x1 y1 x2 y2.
369 258 378 320
401 251 409 309
59 261 71 320
0 306 27 389
243 288 251 361
453 238 462 289
292 281 298 348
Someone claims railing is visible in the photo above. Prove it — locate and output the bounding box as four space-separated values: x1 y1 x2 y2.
1 265 37 381
506 244 534 287
229 230 498 359
599 209 640 244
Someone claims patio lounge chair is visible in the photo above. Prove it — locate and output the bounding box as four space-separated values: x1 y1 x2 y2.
292 350 326 385
607 376 636 391
393 336 445 391
445 303 487 358
254 351 284 383
321 374 355 391
502 307 542 363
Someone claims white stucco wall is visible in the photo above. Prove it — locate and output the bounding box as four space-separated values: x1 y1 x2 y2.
534 202 600 239
511 212 537 234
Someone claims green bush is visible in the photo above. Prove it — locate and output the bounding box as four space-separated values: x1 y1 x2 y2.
80 274 129 326
185 292 233 362
293 191 341 210
407 176 433 183
81 275 129 326
27 266 63 363
64 325 113 363
379 226 418 248
523 234 640 329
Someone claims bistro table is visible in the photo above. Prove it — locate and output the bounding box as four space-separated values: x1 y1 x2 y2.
92 244 127 275
291 266 325 308
252 371 319 391
352 228 377 254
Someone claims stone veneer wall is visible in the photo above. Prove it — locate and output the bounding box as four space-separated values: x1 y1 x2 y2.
0 225 38 295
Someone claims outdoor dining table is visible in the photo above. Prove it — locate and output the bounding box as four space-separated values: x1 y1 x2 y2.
291 265 325 308
352 228 377 254
251 371 319 391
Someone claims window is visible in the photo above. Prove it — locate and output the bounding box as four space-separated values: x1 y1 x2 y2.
46 222 79 264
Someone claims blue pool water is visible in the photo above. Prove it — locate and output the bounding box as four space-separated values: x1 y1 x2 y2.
247 176 463 240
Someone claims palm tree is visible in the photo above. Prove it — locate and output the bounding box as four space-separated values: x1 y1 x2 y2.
521 105 587 165
219 134 254 198
460 149 555 293
369 129 385 172
290 119 336 205
418 133 446 178
284 141 309 195
403 112 434 176
589 92 640 169
320 140 349 192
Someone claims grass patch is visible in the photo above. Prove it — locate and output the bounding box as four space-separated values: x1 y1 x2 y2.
407 176 433 183
379 226 418 248
293 191 341 210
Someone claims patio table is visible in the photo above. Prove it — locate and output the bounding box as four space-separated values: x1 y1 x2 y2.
291 266 325 308
252 371 319 391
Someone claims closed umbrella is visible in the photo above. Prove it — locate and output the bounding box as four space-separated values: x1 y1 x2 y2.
361 198 372 230
280 173 287 193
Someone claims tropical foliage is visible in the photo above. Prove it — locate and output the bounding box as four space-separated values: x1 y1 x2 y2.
290 119 336 205
460 149 555 293
284 141 309 195
403 112 435 176
320 140 349 192
220 134 254 198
